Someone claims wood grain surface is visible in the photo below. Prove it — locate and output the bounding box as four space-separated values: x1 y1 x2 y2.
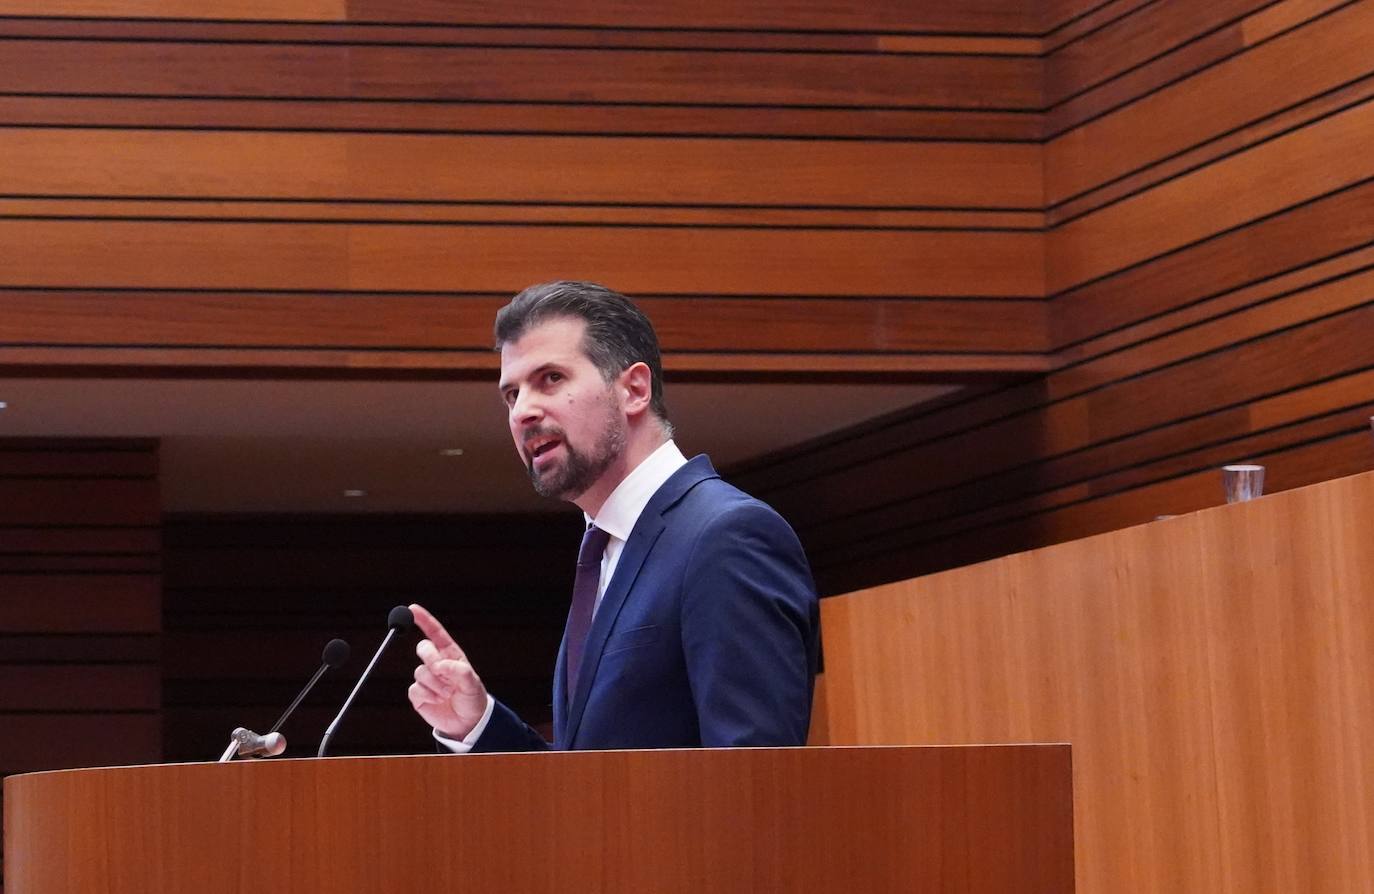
822 469 1374 894
3 746 1074 894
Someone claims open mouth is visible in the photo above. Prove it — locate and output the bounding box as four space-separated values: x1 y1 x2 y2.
526 435 563 466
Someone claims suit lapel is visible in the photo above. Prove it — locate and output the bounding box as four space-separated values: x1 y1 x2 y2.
561 455 719 747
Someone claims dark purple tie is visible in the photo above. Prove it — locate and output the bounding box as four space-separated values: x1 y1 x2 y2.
565 524 611 701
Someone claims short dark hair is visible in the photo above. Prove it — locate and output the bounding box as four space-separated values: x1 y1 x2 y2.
494 281 671 427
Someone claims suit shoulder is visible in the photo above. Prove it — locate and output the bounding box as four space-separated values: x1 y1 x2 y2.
673 476 797 537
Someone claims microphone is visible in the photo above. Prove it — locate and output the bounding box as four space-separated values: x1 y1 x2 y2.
225 727 287 759
317 606 414 758
217 637 351 762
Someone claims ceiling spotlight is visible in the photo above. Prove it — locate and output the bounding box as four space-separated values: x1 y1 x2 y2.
343 489 367 498
439 447 465 457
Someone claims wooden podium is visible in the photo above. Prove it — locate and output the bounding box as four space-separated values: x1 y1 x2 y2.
5 745 1071 893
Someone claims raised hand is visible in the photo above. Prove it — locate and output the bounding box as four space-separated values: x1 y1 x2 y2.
407 603 490 740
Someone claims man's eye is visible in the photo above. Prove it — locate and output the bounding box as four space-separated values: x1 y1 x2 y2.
546 372 563 384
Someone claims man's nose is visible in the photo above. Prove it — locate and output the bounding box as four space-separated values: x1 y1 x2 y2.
510 389 543 426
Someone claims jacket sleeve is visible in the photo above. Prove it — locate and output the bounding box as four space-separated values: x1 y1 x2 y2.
679 500 820 746
469 699 553 753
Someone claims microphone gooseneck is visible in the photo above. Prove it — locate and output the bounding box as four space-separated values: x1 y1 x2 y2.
267 638 352 735
317 607 414 758
217 636 351 762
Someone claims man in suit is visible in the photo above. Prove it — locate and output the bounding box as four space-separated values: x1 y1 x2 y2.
407 281 819 750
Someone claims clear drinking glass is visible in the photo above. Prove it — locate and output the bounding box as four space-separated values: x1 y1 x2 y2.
1222 464 1265 503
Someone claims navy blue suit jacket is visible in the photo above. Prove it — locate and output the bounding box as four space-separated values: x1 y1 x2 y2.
472 454 818 751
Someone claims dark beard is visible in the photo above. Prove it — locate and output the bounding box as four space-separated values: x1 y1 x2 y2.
528 399 626 500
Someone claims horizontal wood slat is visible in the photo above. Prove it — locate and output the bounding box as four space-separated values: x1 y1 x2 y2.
0 714 162 775
0 665 160 711
0 448 158 477
0 96 1046 141
0 40 1041 109
0 480 161 525
0 634 160 664
0 199 1046 231
0 0 1060 33
0 220 1045 298
0 575 161 632
344 1 1059 34
0 130 1043 209
0 19 1050 56
0 292 1049 354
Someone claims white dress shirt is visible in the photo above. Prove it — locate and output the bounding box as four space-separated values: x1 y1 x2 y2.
436 440 688 752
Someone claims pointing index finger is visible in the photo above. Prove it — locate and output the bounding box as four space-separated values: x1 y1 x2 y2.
409 603 457 652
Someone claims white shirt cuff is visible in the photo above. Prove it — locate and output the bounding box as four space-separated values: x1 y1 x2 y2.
432 694 496 753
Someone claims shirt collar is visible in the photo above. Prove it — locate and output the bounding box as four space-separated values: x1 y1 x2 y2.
585 439 688 542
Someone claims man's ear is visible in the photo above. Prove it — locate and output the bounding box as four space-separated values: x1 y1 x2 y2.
619 362 654 418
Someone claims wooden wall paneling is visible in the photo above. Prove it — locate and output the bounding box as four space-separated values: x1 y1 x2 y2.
1240 0 1357 43
1041 0 1158 48
1048 70 1374 226
821 470 1374 893
731 381 1051 496
1044 0 1374 201
832 415 1374 593
810 397 1374 590
1049 261 1374 398
1047 98 1374 292
796 391 1334 568
1045 0 1364 139
0 130 1045 209
1044 0 1275 106
758 295 1374 534
1052 181 1374 347
0 440 163 890
735 234 1374 591
1056 232 1372 363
